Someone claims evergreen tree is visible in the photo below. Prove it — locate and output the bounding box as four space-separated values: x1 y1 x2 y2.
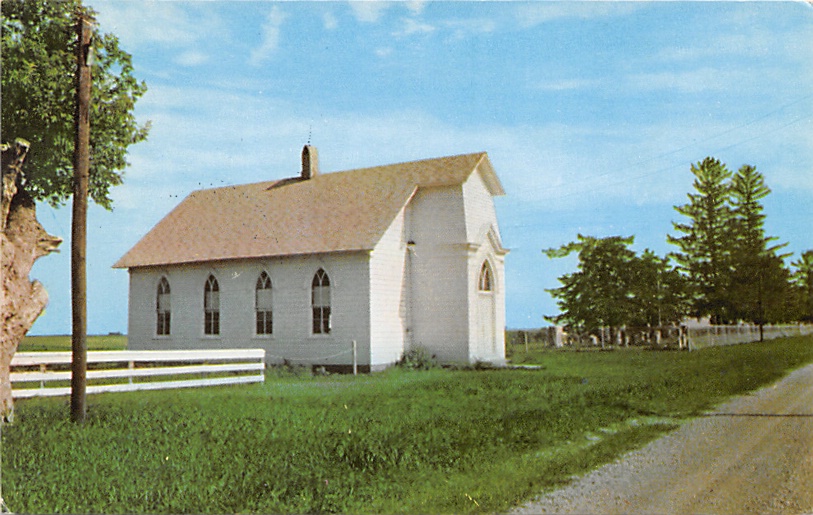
668 157 734 323
728 165 790 330
791 251 813 323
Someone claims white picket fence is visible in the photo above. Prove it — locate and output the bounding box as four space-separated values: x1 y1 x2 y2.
10 349 265 399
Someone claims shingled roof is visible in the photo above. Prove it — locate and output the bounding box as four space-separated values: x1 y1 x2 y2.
114 152 503 269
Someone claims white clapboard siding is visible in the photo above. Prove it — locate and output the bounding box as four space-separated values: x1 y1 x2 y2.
11 349 265 399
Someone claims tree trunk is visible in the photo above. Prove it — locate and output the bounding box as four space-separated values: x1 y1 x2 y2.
1 140 62 423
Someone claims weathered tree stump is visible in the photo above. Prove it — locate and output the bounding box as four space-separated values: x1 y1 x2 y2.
1 140 62 422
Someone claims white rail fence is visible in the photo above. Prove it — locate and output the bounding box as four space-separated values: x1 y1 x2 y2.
687 324 813 350
515 324 813 350
11 349 265 399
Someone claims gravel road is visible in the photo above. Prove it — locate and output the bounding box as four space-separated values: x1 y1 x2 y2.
510 363 813 515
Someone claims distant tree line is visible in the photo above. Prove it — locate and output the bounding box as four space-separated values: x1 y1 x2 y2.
545 157 813 339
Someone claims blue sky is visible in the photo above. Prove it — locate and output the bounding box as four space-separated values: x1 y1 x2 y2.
29 1 813 335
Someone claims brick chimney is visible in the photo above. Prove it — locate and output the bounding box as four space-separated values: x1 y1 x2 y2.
301 145 319 180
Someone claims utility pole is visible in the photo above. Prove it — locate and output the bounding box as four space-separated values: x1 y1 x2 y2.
71 8 93 423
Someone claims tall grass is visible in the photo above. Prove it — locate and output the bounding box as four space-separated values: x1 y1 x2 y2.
3 336 813 514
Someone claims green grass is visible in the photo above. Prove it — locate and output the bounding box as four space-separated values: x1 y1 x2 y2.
3 335 813 514
19 334 127 352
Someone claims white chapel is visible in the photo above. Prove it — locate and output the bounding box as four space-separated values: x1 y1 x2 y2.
114 147 508 370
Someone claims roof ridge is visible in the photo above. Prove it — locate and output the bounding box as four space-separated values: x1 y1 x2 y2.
330 151 487 175
188 178 283 195
185 152 487 195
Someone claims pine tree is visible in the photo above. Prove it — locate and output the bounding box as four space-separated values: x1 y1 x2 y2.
791 251 813 323
668 157 734 323
728 165 790 332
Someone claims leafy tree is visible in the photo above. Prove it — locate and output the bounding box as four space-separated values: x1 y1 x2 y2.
2 0 149 208
545 235 637 337
668 157 734 323
791 250 813 323
728 165 791 329
1 0 148 421
627 250 689 327
544 235 688 342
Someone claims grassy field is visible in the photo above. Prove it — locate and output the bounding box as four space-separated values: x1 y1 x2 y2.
3 335 813 514
19 334 127 352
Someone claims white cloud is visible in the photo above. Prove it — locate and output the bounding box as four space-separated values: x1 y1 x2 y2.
535 78 598 92
394 17 435 36
349 1 391 23
90 1 218 47
537 67 755 96
406 1 427 15
443 17 497 40
625 67 742 94
348 0 425 23
656 33 774 63
174 50 208 67
515 2 642 28
375 47 393 57
249 6 287 66
323 12 338 30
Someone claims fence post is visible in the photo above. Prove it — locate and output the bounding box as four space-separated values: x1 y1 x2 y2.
352 340 358 376
40 363 47 389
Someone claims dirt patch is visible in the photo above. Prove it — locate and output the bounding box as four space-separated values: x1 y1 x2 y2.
510 364 813 514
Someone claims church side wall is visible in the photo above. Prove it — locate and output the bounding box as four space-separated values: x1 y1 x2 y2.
127 253 372 367
368 206 409 369
407 185 470 363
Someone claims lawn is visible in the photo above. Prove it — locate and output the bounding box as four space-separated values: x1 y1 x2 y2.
3 335 813 514
18 334 127 352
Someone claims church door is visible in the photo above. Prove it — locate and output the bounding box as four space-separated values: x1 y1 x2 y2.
476 261 497 358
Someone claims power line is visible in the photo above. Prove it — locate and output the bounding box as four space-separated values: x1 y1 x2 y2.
501 95 812 231
537 94 812 196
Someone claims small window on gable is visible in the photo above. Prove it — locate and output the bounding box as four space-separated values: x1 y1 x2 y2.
478 262 493 292
156 277 171 336
311 268 331 334
256 272 273 335
204 274 220 335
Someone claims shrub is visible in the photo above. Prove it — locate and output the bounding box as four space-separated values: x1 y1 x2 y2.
396 347 439 370
266 360 311 378
473 360 498 370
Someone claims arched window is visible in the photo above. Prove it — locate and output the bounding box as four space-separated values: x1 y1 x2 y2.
204 275 220 335
156 277 171 336
478 261 493 292
311 268 331 334
256 272 273 335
